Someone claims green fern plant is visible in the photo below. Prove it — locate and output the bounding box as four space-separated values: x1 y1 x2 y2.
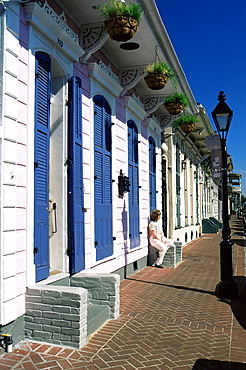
173 114 199 129
164 92 189 108
93 0 143 22
145 61 177 86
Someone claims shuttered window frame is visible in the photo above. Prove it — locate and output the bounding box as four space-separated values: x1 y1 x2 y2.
68 76 85 274
149 136 157 212
94 95 113 261
128 120 140 249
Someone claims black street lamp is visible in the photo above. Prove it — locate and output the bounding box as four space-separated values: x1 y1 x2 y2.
212 91 238 299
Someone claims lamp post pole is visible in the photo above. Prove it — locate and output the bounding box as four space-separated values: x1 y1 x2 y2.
212 91 238 299
216 136 238 298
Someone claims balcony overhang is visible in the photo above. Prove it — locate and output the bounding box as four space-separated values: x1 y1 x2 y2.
56 0 198 120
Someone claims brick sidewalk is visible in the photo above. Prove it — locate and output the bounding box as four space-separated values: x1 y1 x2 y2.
0 217 246 369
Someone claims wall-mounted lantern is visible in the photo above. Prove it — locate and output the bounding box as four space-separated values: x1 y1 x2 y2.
182 160 186 171
118 169 130 196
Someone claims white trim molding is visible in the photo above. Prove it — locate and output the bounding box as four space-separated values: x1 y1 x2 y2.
25 0 84 61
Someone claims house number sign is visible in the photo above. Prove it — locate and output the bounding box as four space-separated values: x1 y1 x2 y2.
57 38 63 47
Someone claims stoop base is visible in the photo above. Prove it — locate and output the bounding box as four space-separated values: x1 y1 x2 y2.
25 272 120 349
148 241 183 268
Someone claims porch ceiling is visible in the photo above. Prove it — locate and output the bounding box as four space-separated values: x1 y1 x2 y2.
56 0 213 157
58 1 165 65
56 0 196 110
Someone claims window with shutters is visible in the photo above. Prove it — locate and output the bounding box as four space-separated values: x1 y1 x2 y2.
196 165 199 225
149 136 156 212
128 120 140 249
176 144 181 228
67 76 85 273
94 95 113 260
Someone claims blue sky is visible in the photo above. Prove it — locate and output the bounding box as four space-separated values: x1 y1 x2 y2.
155 0 246 195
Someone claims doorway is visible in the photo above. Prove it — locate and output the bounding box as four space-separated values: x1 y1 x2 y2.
34 52 69 281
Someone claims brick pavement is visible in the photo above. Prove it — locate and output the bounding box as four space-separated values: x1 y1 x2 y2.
0 217 246 369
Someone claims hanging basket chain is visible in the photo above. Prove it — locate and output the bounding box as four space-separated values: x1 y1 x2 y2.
154 45 161 64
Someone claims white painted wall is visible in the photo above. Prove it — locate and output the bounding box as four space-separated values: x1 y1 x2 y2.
1 3 28 325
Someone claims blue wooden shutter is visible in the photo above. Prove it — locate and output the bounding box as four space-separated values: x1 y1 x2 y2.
68 76 85 273
195 165 199 225
176 144 181 228
34 52 51 282
94 96 113 261
149 137 156 212
128 120 140 249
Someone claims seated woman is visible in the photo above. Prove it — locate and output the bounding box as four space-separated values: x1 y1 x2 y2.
149 209 175 268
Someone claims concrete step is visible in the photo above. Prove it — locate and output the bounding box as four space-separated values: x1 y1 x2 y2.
209 217 222 229
87 304 110 337
202 218 219 233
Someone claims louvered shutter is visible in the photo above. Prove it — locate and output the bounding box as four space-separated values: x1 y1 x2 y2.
149 137 157 212
34 52 51 282
68 76 85 273
176 144 181 228
128 120 140 249
94 96 113 260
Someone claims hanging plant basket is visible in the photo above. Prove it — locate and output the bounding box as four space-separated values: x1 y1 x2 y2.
144 60 176 91
165 103 185 115
105 16 139 42
93 1 143 42
179 122 195 132
173 114 199 133
144 73 169 90
164 92 189 115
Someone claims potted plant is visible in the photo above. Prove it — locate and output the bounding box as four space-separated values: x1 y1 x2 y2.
164 92 189 115
173 114 199 133
93 0 143 42
144 61 176 90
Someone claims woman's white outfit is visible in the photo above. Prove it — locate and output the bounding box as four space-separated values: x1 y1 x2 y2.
149 220 174 266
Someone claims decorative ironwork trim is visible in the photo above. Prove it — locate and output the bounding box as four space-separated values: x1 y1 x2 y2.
36 0 79 43
144 96 165 118
119 67 146 97
25 1 84 60
81 24 109 62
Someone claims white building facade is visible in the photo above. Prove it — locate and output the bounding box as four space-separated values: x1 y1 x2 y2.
0 0 218 347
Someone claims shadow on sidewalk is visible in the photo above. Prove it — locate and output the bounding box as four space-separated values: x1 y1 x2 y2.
127 276 246 330
126 278 215 296
230 276 246 330
216 276 246 332
231 238 245 246
193 359 246 369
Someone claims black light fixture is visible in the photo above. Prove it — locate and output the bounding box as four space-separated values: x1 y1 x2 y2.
211 91 238 299
212 91 233 138
118 169 130 196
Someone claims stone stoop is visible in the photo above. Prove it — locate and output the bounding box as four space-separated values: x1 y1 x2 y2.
202 218 219 233
71 273 120 336
25 273 120 349
25 285 88 349
70 273 120 318
147 241 183 268
209 217 222 229
175 241 182 265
